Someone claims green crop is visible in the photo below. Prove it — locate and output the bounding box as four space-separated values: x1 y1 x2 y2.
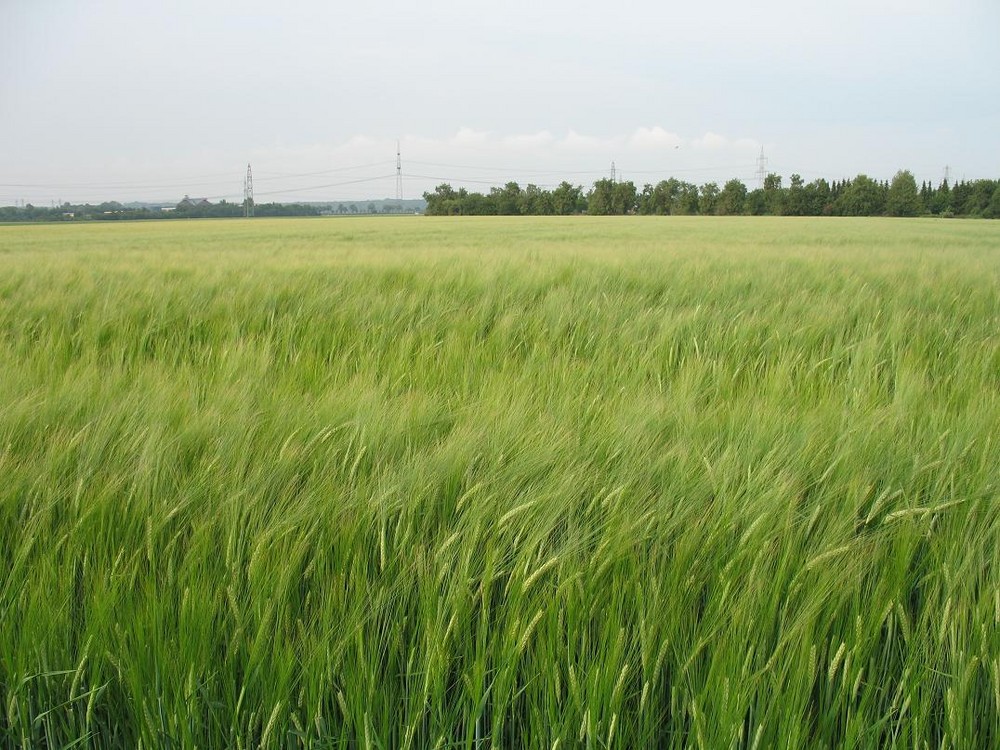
1 216 998 747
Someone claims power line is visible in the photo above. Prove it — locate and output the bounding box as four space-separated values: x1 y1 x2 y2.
396 141 403 201
250 174 397 198
0 162 395 193
755 147 769 189
253 161 395 181
623 163 757 175
407 173 573 191
0 177 240 190
243 163 254 218
405 159 603 176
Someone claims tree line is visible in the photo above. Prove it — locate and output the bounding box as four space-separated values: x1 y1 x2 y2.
0 200 322 223
423 171 1000 218
5 171 998 222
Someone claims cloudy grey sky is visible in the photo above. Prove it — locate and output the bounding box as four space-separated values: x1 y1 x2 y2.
2 0 998 204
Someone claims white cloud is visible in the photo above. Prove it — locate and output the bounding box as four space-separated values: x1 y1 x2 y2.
452 128 493 146
502 131 557 150
629 126 683 150
557 130 610 153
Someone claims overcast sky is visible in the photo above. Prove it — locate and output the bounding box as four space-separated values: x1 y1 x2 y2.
2 0 998 204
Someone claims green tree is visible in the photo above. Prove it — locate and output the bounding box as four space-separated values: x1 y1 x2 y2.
763 173 785 215
588 179 636 215
986 184 1000 219
835 175 883 216
677 181 699 214
587 179 615 215
492 182 523 215
520 184 553 215
699 182 719 215
965 179 996 217
951 181 972 215
637 184 657 215
929 180 952 215
716 179 747 215
648 179 674 214
551 182 584 215
744 189 766 215
785 174 807 216
804 179 832 215
886 170 923 217
423 184 457 215
612 181 638 214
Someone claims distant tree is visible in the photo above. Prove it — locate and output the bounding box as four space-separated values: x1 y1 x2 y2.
494 182 523 215
951 181 972 216
551 182 584 215
986 184 1000 219
677 181 699 214
643 180 673 214
836 175 883 216
929 180 952 215
637 184 656 215
763 173 785 215
465 189 493 215
804 178 832 215
698 182 719 215
717 179 747 215
587 179 614 215
588 179 637 215
785 174 807 216
744 189 767 216
423 184 457 215
965 180 996 217
886 170 923 217
521 184 553 215
612 181 638 214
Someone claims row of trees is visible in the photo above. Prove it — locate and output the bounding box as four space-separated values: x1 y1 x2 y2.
334 202 412 215
0 200 322 222
424 172 1000 218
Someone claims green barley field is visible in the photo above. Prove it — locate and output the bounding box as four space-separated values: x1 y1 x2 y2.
1 216 998 748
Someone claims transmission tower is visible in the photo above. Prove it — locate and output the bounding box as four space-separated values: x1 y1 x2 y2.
395 141 403 201
610 161 616 183
755 147 769 189
943 165 951 185
243 163 254 217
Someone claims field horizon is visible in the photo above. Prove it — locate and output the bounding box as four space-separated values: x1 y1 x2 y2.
1 216 998 748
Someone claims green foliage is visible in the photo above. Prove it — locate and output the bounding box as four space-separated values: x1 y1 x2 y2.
5 175 1000 225
744 188 767 215
492 182 523 215
419 174 998 220
586 178 613 215
805 178 833 215
637 179 699 215
886 170 924 217
698 182 719 215
987 185 1000 219
551 181 586 215
717 178 747 215
587 178 638 215
836 175 885 216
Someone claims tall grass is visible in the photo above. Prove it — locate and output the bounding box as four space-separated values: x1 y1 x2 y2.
1 216 998 748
